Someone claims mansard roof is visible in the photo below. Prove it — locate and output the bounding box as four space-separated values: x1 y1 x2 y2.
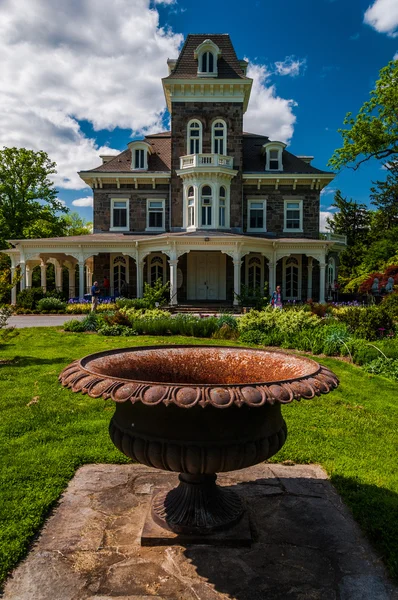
84 131 330 176
86 132 171 173
165 34 248 80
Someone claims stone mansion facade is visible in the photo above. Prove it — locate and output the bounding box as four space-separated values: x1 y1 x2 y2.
5 34 345 306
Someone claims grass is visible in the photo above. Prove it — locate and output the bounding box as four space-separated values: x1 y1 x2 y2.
0 328 397 586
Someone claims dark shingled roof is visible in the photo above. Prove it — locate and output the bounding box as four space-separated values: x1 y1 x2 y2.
86 133 172 173
165 34 248 80
242 133 330 175
82 131 331 176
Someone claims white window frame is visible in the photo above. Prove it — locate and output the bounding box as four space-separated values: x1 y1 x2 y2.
200 184 213 228
245 254 264 291
146 198 165 232
128 141 151 171
283 255 302 300
187 119 203 155
263 141 285 172
147 253 167 285
195 40 220 78
211 119 227 155
110 198 129 232
247 198 267 232
284 198 303 233
187 186 195 229
218 185 227 228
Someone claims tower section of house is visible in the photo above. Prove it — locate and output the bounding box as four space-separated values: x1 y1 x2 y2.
3 33 346 307
163 34 251 231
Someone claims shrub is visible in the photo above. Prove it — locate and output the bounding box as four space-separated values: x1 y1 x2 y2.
235 283 269 309
0 305 17 342
16 288 44 309
103 311 131 327
238 308 320 337
362 357 398 381
116 298 148 310
66 303 116 314
142 278 170 308
336 306 394 340
216 314 238 329
37 297 67 313
213 324 239 340
98 324 134 337
64 319 86 333
382 293 398 318
81 312 100 332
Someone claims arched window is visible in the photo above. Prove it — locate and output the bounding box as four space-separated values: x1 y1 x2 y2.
285 257 299 299
212 120 227 155
201 185 212 227
201 51 214 73
187 120 202 155
149 254 165 285
113 255 127 296
219 186 226 227
248 256 262 290
187 186 195 228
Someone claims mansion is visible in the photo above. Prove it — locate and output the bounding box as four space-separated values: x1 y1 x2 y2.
4 34 345 306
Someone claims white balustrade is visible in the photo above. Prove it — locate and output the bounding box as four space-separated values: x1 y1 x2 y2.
179 154 233 169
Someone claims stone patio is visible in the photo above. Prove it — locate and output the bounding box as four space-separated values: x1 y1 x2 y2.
2 463 396 600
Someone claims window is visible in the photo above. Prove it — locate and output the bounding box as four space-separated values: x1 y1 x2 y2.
247 199 266 231
248 256 262 290
201 185 212 227
219 186 226 227
269 149 279 170
187 120 202 155
146 199 165 231
134 149 145 169
149 254 165 285
212 120 227 155
284 256 301 300
284 200 303 231
113 255 127 296
187 186 195 228
111 198 129 231
201 51 214 73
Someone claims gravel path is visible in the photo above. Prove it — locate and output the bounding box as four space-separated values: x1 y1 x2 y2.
8 315 85 328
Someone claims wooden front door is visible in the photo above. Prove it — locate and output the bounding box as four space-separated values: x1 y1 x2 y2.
187 252 226 301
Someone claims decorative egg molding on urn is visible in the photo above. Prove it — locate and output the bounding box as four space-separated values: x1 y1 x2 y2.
59 346 339 541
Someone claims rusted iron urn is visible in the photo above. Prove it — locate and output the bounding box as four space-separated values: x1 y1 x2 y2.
59 345 339 536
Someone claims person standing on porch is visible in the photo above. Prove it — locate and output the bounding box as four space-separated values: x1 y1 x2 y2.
91 281 100 312
103 275 110 297
270 285 283 310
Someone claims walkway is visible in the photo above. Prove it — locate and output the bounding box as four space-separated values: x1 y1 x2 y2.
9 315 85 328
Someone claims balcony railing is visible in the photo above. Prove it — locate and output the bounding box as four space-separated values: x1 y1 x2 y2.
319 232 347 244
179 153 234 170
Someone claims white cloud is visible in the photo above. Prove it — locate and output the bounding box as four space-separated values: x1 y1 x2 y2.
320 211 334 231
274 56 307 77
320 187 337 197
364 0 398 37
394 52 398 60
72 196 93 208
244 61 297 142
0 0 183 190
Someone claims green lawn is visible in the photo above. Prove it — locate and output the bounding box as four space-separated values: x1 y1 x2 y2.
0 328 397 586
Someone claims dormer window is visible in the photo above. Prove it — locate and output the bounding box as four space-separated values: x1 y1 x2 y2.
127 140 153 171
262 141 286 172
194 39 221 78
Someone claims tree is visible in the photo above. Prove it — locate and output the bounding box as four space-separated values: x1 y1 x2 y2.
0 147 67 248
369 161 398 231
326 190 371 246
60 212 93 236
328 60 398 171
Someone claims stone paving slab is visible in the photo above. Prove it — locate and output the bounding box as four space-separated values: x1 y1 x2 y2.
1 463 397 600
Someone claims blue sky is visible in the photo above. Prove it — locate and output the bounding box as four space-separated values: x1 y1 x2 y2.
0 0 397 227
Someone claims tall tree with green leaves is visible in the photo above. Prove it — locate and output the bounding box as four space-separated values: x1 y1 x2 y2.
328 60 398 171
60 212 93 236
369 161 398 231
0 147 67 248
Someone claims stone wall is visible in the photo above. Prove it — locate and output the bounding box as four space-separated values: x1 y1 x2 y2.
93 184 170 233
243 186 320 239
170 102 244 229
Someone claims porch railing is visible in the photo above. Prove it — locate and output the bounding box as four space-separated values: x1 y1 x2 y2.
319 232 347 244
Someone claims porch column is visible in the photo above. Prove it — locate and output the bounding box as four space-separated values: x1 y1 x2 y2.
40 261 47 293
319 261 326 304
307 257 313 301
78 261 85 299
10 267 17 305
268 261 276 295
25 265 32 289
233 258 242 306
169 259 178 305
68 267 76 298
55 264 62 290
20 262 26 291
86 267 91 290
137 260 144 298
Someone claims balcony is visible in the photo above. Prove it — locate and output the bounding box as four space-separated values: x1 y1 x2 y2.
319 232 347 244
179 153 234 170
